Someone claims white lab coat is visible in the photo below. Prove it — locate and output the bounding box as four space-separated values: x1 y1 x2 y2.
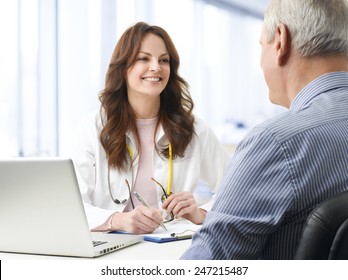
71 110 230 228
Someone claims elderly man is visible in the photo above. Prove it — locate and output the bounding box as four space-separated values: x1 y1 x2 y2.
181 0 348 260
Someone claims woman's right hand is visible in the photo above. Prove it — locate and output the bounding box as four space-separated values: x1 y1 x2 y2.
111 205 164 234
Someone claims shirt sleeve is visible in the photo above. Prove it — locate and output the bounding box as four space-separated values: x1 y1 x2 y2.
181 125 294 259
91 213 115 232
70 112 115 229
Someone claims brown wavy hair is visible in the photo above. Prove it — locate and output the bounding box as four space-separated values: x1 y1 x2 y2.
99 22 195 171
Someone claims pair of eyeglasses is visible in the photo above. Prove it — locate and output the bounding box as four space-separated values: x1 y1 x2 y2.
151 177 175 223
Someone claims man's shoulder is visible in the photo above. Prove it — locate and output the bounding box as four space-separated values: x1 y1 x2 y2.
252 95 346 145
250 107 317 144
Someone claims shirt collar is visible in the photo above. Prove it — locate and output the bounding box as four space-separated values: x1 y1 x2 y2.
126 122 167 145
290 72 348 110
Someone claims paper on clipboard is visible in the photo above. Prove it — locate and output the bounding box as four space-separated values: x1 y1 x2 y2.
144 219 201 243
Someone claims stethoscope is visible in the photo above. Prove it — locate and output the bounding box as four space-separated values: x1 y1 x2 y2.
107 143 173 206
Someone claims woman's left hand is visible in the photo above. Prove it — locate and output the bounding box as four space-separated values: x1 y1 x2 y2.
161 192 206 224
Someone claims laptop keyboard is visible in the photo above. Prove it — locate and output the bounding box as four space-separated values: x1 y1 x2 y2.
93 240 108 247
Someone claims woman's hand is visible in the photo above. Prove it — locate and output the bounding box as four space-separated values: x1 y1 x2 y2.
161 192 206 224
111 205 164 234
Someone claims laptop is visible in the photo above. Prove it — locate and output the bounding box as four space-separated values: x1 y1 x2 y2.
0 157 142 258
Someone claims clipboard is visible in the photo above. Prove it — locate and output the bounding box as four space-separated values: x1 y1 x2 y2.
144 236 178 243
144 230 195 243
109 219 201 243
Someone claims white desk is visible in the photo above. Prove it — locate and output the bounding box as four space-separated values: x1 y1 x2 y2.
0 238 191 260
0 219 198 260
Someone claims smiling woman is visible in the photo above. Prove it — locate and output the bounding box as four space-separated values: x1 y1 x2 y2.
70 22 231 235
98 22 197 172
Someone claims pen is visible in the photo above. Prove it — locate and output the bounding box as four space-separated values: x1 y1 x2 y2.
170 231 194 240
175 235 192 240
133 191 168 231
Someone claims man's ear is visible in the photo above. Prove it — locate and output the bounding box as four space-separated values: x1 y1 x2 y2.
274 23 290 66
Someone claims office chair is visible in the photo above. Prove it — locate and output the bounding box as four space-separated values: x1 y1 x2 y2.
294 190 348 259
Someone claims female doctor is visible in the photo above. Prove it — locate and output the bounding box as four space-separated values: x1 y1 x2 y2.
71 22 230 234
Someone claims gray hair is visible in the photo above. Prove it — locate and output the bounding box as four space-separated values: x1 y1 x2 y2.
264 0 348 57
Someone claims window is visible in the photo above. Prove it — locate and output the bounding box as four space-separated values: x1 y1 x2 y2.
0 0 284 157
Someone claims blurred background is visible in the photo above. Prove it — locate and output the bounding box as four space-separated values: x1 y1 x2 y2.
0 0 285 157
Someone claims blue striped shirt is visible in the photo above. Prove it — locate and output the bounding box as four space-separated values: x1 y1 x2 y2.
181 72 348 259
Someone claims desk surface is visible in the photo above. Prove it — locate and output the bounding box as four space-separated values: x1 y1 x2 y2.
0 220 193 260
0 219 197 260
0 236 191 260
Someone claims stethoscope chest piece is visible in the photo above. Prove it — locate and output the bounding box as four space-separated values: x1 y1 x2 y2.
114 198 128 205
